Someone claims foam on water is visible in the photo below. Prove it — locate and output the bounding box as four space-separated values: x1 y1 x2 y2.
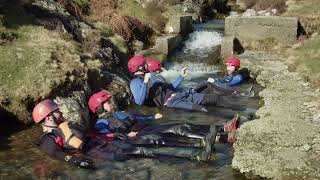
165 28 223 73
183 31 222 53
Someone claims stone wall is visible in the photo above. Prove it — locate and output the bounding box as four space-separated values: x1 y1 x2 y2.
165 15 193 35
225 16 298 44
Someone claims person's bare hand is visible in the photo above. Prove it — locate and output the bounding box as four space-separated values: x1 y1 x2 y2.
180 67 188 77
154 113 163 119
144 73 152 83
127 132 138 137
207 77 215 83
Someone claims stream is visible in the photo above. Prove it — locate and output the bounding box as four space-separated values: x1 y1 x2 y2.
0 20 263 179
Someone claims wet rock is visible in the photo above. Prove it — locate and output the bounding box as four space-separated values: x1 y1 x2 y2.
54 83 92 128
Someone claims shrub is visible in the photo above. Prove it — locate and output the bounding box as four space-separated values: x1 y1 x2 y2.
56 0 90 19
90 0 153 41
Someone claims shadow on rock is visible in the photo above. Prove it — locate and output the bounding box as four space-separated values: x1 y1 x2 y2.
0 108 28 151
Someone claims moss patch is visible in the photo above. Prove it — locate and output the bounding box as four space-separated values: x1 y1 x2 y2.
0 25 90 122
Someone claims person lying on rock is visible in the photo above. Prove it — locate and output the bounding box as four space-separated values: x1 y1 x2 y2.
128 55 250 112
194 57 252 96
88 91 238 154
32 99 237 169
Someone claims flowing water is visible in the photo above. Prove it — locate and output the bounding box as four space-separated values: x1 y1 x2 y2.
0 20 262 179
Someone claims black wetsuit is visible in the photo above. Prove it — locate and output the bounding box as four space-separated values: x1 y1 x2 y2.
97 112 221 148
38 128 213 166
130 73 248 112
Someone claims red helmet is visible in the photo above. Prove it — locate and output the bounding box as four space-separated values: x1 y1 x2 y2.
226 57 240 67
127 55 145 73
146 59 161 72
32 99 59 123
88 91 111 113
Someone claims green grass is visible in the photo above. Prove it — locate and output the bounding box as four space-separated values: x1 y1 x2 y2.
288 35 320 86
119 0 148 22
0 25 88 122
284 0 320 35
110 35 129 55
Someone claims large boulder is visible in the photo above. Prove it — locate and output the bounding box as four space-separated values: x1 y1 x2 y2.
225 16 298 45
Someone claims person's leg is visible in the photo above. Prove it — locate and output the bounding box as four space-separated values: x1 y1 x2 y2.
195 82 235 95
200 93 248 110
124 134 204 148
127 146 211 161
141 123 208 139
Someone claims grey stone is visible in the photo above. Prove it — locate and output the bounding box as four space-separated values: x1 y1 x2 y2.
153 34 182 56
225 16 298 44
242 9 256 17
165 15 193 35
221 36 244 57
54 83 92 129
232 51 320 179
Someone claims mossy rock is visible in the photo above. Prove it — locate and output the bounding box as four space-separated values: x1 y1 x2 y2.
0 25 103 123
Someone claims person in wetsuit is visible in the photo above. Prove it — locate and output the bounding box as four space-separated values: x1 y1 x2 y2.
146 57 252 97
33 100 223 169
194 57 253 96
128 55 250 112
89 91 238 150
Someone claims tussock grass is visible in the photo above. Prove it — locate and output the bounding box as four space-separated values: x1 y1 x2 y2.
0 26 91 122
119 0 167 33
288 35 320 86
89 0 152 41
284 0 320 35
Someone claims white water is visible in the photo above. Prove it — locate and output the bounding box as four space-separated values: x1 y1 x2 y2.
183 31 222 55
165 27 223 73
160 69 217 90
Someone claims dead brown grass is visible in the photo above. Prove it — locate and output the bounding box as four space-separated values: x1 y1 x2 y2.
143 1 168 32
56 0 90 20
90 0 153 41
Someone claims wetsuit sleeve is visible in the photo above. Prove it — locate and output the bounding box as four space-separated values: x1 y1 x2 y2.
39 134 80 166
214 74 243 88
170 74 184 89
227 74 243 86
130 78 147 106
130 113 155 124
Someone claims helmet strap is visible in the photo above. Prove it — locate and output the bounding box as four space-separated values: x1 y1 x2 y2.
42 116 58 132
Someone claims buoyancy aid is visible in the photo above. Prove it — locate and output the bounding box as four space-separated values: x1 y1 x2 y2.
145 75 174 106
99 112 136 134
52 121 87 153
223 68 250 84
